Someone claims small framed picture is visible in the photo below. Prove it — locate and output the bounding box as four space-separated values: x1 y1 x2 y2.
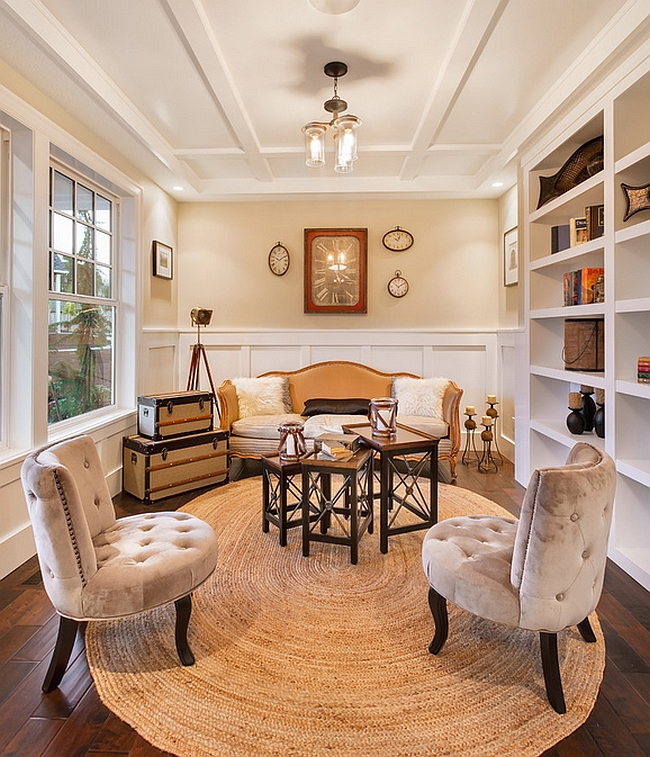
503 227 518 286
153 240 173 279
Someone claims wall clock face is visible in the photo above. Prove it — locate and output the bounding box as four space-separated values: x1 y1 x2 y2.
382 226 414 251
388 270 409 298
268 242 290 276
304 228 367 313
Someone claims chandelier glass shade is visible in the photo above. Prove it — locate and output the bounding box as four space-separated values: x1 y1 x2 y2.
302 62 361 173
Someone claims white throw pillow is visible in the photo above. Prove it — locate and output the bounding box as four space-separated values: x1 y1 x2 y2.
233 377 292 418
392 377 449 418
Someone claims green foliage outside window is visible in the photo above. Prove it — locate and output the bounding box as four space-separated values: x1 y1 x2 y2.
48 301 114 423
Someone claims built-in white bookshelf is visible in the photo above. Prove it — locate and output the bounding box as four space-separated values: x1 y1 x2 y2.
520 58 650 591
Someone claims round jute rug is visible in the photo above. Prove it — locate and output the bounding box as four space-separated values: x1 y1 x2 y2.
86 479 605 757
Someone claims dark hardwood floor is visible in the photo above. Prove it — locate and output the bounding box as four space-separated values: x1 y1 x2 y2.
1 460 648 757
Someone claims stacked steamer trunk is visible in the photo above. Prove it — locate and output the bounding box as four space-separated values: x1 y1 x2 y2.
123 391 228 503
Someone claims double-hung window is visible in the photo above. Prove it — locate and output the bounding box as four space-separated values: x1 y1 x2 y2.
48 165 117 424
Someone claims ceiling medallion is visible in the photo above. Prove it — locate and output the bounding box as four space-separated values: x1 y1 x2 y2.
308 0 361 14
302 62 361 173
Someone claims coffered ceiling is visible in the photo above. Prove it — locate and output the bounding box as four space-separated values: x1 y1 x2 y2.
0 0 647 201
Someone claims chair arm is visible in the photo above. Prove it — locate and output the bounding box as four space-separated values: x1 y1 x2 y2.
441 381 463 468
216 380 239 431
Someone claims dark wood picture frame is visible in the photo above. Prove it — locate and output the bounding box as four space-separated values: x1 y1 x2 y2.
152 240 173 279
304 228 368 313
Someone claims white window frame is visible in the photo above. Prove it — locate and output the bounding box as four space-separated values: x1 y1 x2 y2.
47 159 120 429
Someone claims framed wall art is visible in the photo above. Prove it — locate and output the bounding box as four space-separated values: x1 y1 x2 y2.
152 240 173 279
304 228 368 313
503 227 518 286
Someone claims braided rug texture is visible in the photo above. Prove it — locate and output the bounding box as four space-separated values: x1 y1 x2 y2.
86 478 605 757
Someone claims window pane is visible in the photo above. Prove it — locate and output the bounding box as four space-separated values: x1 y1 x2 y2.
51 253 73 293
96 194 112 231
52 213 73 254
52 170 73 215
96 265 111 298
95 230 111 265
76 259 94 295
48 301 114 423
77 184 94 224
76 222 94 259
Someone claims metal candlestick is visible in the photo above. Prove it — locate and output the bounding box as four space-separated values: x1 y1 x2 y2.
485 401 504 464
461 412 479 465
478 419 498 474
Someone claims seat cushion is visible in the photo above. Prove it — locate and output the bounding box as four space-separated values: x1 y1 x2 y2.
83 512 218 619
397 414 448 439
231 413 305 439
422 514 520 627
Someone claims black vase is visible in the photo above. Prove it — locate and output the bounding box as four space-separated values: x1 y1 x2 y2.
581 389 596 432
566 408 586 435
594 404 605 438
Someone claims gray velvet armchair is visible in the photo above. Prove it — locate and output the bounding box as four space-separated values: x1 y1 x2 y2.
21 435 218 692
421 442 616 713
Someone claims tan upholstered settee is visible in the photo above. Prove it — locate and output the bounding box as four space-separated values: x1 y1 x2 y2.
217 361 463 480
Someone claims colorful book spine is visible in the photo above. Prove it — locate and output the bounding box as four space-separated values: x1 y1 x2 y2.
638 357 650 384
578 268 605 305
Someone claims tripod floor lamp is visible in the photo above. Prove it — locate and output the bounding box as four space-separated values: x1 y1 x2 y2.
186 307 220 421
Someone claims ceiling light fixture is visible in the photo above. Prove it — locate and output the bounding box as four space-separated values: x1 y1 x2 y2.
302 62 361 174
308 0 360 14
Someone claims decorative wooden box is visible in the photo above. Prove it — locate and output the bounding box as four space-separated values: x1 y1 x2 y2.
563 318 604 372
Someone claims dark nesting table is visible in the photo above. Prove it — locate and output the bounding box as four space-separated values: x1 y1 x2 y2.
261 454 311 546
301 447 373 565
343 422 439 553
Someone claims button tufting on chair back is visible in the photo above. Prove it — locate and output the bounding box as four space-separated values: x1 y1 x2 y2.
511 443 616 632
421 441 616 714
21 434 218 693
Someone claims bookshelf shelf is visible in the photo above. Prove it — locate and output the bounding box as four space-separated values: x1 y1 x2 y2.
520 59 650 591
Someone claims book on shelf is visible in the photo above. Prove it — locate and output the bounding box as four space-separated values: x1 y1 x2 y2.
551 205 604 254
569 216 589 246
315 433 361 461
586 204 604 239
563 268 604 306
551 224 570 253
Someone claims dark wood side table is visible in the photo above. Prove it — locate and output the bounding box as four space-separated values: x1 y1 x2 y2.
301 448 373 565
343 423 439 553
261 454 308 546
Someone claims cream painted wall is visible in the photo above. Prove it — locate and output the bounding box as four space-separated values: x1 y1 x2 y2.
178 199 499 331
143 189 179 329
498 185 520 330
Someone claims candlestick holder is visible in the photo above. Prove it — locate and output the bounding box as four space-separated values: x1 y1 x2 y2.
461 412 480 465
478 419 498 474
485 400 504 464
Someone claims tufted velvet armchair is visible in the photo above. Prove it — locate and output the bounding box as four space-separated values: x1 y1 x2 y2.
421 442 616 713
21 435 218 693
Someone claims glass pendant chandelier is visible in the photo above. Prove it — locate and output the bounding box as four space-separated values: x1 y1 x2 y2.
302 62 361 173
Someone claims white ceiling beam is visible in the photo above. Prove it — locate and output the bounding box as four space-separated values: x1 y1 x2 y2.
400 0 512 182
0 0 202 190
159 0 274 183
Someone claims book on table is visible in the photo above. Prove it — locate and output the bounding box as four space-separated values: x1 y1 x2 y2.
314 433 361 461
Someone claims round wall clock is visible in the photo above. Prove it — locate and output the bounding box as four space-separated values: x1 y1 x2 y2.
388 270 409 298
268 242 290 276
382 226 414 251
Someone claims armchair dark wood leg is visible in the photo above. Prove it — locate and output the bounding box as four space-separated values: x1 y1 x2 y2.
427 586 449 655
175 594 195 666
577 616 597 643
539 631 566 714
43 615 79 693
